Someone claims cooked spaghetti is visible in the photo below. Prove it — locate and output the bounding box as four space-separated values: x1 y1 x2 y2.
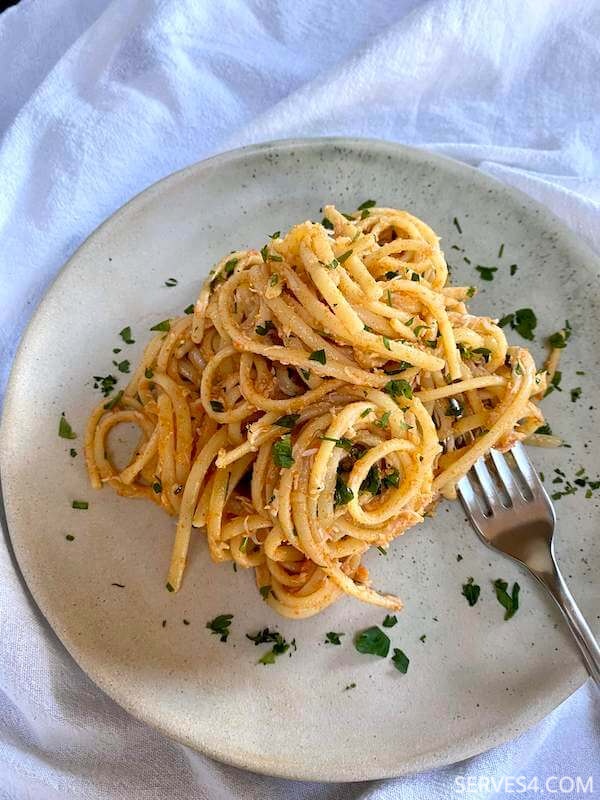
85 205 546 618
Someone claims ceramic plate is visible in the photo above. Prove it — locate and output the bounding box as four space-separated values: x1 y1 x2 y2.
2 138 599 781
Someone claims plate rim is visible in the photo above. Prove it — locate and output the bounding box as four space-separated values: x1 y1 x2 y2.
1 136 595 781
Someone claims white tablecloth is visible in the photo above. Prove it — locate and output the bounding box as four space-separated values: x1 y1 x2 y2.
0 1 599 798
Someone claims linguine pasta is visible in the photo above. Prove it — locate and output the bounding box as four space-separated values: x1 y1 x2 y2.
85 205 546 618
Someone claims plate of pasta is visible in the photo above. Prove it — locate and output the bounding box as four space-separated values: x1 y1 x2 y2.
2 138 599 781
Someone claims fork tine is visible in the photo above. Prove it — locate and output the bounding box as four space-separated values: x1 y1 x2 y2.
510 442 539 487
457 473 488 524
488 449 521 503
472 458 503 514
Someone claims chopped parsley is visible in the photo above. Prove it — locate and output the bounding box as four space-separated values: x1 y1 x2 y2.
255 320 275 336
386 270 399 280
337 250 353 264
334 475 354 507
325 631 344 645
476 265 497 281
65 534 75 541
391 648 410 674
272 434 294 468
166 582 174 592
493 579 520 620
144 367 153 379
384 379 413 400
150 319 171 332
72 500 88 510
361 464 381 495
246 628 282 645
261 245 281 263
466 286 476 298
119 326 135 344
536 423 553 436
548 321 572 349
498 243 504 258
58 414 77 440
571 387 582 402
69 448 77 458
545 370 562 396
259 585 272 600
113 359 130 373
269 231 280 240
164 277 178 287
462 577 481 606
93 374 118 397
210 400 224 413
382 614 397 628
357 199 376 210
344 682 357 691
354 626 390 657
152 479 162 494
376 410 391 429
383 468 400 488
321 217 334 230
497 308 537 340
419 634 427 642
453 217 462 234
411 272 420 282
184 304 194 315
274 414 300 428
510 264 518 276
319 435 353 451
224 258 238 276
206 613 233 642
309 349 326 364
103 390 123 410
257 632 294 665
382 336 392 351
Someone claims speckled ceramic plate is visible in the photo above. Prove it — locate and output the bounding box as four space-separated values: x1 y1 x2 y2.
2 138 599 781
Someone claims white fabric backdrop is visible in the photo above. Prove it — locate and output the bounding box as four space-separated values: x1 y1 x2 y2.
0 1 599 798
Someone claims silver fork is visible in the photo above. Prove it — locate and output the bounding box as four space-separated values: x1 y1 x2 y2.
457 442 600 685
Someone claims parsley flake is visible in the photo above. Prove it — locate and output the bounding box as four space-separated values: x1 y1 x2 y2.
476 265 497 281
206 614 233 642
384 379 413 400
493 579 520 620
58 414 77 440
274 414 300 428
150 320 171 332
309 349 326 364
119 326 135 344
391 648 410 674
272 434 294 468
354 626 390 657
462 577 481 606
357 199 376 210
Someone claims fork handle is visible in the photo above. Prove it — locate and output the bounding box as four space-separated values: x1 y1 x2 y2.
536 560 600 686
